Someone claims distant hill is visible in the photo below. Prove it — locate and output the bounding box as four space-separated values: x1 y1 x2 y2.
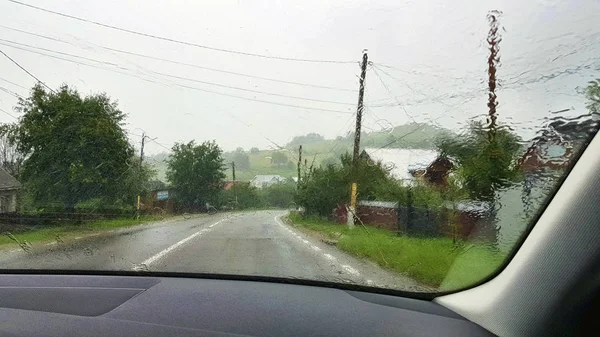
145 123 453 183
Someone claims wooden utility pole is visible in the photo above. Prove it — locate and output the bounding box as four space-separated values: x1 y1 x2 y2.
297 145 302 189
352 51 368 163
349 51 369 229
137 132 146 213
231 161 237 208
139 132 145 169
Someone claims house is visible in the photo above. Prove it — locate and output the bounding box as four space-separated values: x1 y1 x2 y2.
360 148 451 185
495 117 598 252
250 175 287 189
0 168 21 213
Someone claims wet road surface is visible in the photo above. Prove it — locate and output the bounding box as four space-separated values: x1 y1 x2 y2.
0 210 425 291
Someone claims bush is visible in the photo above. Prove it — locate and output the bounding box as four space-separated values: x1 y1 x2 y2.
218 182 262 209
295 153 390 216
259 182 296 208
75 197 134 215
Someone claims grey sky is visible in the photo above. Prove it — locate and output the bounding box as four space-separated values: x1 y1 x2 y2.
0 0 598 155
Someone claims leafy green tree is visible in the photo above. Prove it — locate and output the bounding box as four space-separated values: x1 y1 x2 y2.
249 147 260 154
286 133 324 147
583 79 600 115
259 182 296 208
15 84 141 211
218 181 262 209
296 153 390 216
270 151 288 166
167 140 226 209
232 147 250 170
437 121 522 201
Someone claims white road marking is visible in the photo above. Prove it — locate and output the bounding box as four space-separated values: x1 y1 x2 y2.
274 215 361 278
135 218 227 269
323 253 336 261
341 265 360 276
74 237 82 240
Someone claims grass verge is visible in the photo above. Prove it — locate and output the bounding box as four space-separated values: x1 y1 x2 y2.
287 213 507 291
0 215 169 249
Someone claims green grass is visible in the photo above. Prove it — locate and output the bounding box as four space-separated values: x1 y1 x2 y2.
287 213 507 290
0 216 166 248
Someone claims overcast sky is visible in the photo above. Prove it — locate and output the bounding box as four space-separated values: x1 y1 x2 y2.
0 0 598 155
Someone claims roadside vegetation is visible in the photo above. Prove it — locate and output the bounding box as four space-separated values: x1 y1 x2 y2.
287 213 507 291
0 215 170 249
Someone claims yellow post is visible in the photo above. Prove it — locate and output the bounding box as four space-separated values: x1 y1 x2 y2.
350 183 357 209
347 183 357 229
137 195 141 210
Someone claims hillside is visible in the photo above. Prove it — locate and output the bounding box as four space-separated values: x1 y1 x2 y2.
146 123 453 184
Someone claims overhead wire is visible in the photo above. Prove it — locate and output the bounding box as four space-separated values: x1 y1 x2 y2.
0 24 357 92
0 41 354 114
0 106 17 119
0 76 28 90
0 47 54 92
1 38 354 105
0 85 23 99
6 0 356 64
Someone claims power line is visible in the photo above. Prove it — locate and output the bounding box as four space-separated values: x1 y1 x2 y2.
145 137 171 152
0 47 54 92
0 42 352 115
0 39 354 109
0 106 17 119
0 85 23 99
0 76 28 90
370 65 418 122
0 24 357 92
6 0 356 64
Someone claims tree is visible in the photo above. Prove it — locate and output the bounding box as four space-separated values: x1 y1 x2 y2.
15 84 141 211
286 133 324 147
249 147 260 154
259 182 296 208
437 121 522 201
0 123 24 178
232 147 250 170
218 181 262 209
583 79 600 116
296 153 390 216
167 140 226 209
270 151 288 166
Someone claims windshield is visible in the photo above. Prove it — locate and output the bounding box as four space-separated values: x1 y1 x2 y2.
0 0 598 294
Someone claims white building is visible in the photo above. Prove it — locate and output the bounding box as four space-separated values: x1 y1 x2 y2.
361 148 439 183
250 175 287 189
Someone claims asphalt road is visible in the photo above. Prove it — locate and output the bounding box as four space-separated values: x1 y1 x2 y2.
0 210 425 291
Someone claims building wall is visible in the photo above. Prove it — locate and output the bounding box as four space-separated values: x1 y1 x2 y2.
0 189 18 213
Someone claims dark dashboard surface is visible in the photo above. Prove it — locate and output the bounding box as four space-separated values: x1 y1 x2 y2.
0 274 493 336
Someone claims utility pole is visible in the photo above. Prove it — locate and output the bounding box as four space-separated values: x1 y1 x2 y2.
139 132 145 169
349 51 368 229
137 132 146 215
231 161 237 208
352 51 368 164
297 145 302 189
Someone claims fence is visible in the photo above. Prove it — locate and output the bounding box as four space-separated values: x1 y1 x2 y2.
0 211 127 231
397 205 449 237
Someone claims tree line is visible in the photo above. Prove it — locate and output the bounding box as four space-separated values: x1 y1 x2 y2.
0 83 298 215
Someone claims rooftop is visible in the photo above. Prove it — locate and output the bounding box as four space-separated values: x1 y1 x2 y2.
0 168 21 191
362 148 439 181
